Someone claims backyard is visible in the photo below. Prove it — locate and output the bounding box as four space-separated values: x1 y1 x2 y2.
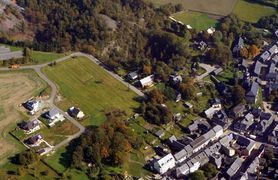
42 57 140 126
172 11 218 31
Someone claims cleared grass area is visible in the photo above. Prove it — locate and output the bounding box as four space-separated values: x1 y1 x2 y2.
148 0 238 16
0 43 65 64
172 11 218 31
43 57 140 126
233 0 277 23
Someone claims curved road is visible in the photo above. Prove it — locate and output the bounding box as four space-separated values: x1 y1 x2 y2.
0 52 145 152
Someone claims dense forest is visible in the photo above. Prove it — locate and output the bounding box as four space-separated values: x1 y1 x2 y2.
1 0 273 78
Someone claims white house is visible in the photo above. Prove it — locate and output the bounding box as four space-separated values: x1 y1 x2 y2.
212 125 224 139
153 153 176 174
25 100 42 114
187 159 200 173
46 108 65 126
139 75 154 88
68 107 85 119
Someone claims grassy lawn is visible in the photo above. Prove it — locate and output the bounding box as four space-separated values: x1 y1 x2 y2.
43 147 69 174
0 43 65 64
172 11 218 31
233 0 277 23
43 57 140 126
0 160 59 179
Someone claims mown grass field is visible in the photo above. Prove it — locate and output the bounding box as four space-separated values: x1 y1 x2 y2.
43 57 140 126
233 0 277 23
148 0 238 16
172 11 218 31
0 43 65 64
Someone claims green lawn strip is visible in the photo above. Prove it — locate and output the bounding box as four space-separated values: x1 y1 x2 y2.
43 146 69 174
42 57 140 126
172 11 218 31
0 43 65 64
233 0 277 23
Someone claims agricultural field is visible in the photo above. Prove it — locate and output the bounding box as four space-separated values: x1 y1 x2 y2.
172 11 218 31
149 0 238 16
42 57 140 126
233 0 277 23
0 70 48 164
0 43 66 64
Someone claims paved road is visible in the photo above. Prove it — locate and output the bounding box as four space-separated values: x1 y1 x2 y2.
0 52 144 97
195 63 216 81
0 52 145 152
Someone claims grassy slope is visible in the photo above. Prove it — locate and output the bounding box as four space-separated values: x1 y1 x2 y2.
172 11 217 31
43 57 140 126
233 0 277 23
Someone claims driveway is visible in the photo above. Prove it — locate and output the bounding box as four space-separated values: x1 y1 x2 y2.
195 63 216 81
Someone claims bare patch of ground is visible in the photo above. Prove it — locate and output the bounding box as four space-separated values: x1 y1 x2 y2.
99 14 117 31
0 72 45 162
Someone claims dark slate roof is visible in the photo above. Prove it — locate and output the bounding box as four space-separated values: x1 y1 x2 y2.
21 119 39 131
69 107 80 117
27 134 42 144
247 82 259 97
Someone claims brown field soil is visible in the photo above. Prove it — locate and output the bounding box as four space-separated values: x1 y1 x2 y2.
150 0 238 16
0 71 47 162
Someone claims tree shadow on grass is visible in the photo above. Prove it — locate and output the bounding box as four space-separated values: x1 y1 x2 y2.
58 126 97 169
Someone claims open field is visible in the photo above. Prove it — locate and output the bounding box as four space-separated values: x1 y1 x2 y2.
148 0 238 16
233 0 277 23
172 11 217 31
0 43 66 64
43 57 140 126
0 70 48 163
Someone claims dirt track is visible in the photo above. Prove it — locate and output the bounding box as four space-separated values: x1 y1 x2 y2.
0 73 42 161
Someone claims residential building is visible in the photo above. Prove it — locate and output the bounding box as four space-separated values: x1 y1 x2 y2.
176 163 189 178
24 100 41 114
169 75 182 85
127 71 138 81
232 37 244 57
153 153 176 174
155 130 165 139
253 112 274 136
139 75 154 88
68 107 85 119
25 134 43 147
226 158 243 179
229 103 246 119
246 82 259 104
20 119 40 134
268 123 278 145
45 108 65 126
